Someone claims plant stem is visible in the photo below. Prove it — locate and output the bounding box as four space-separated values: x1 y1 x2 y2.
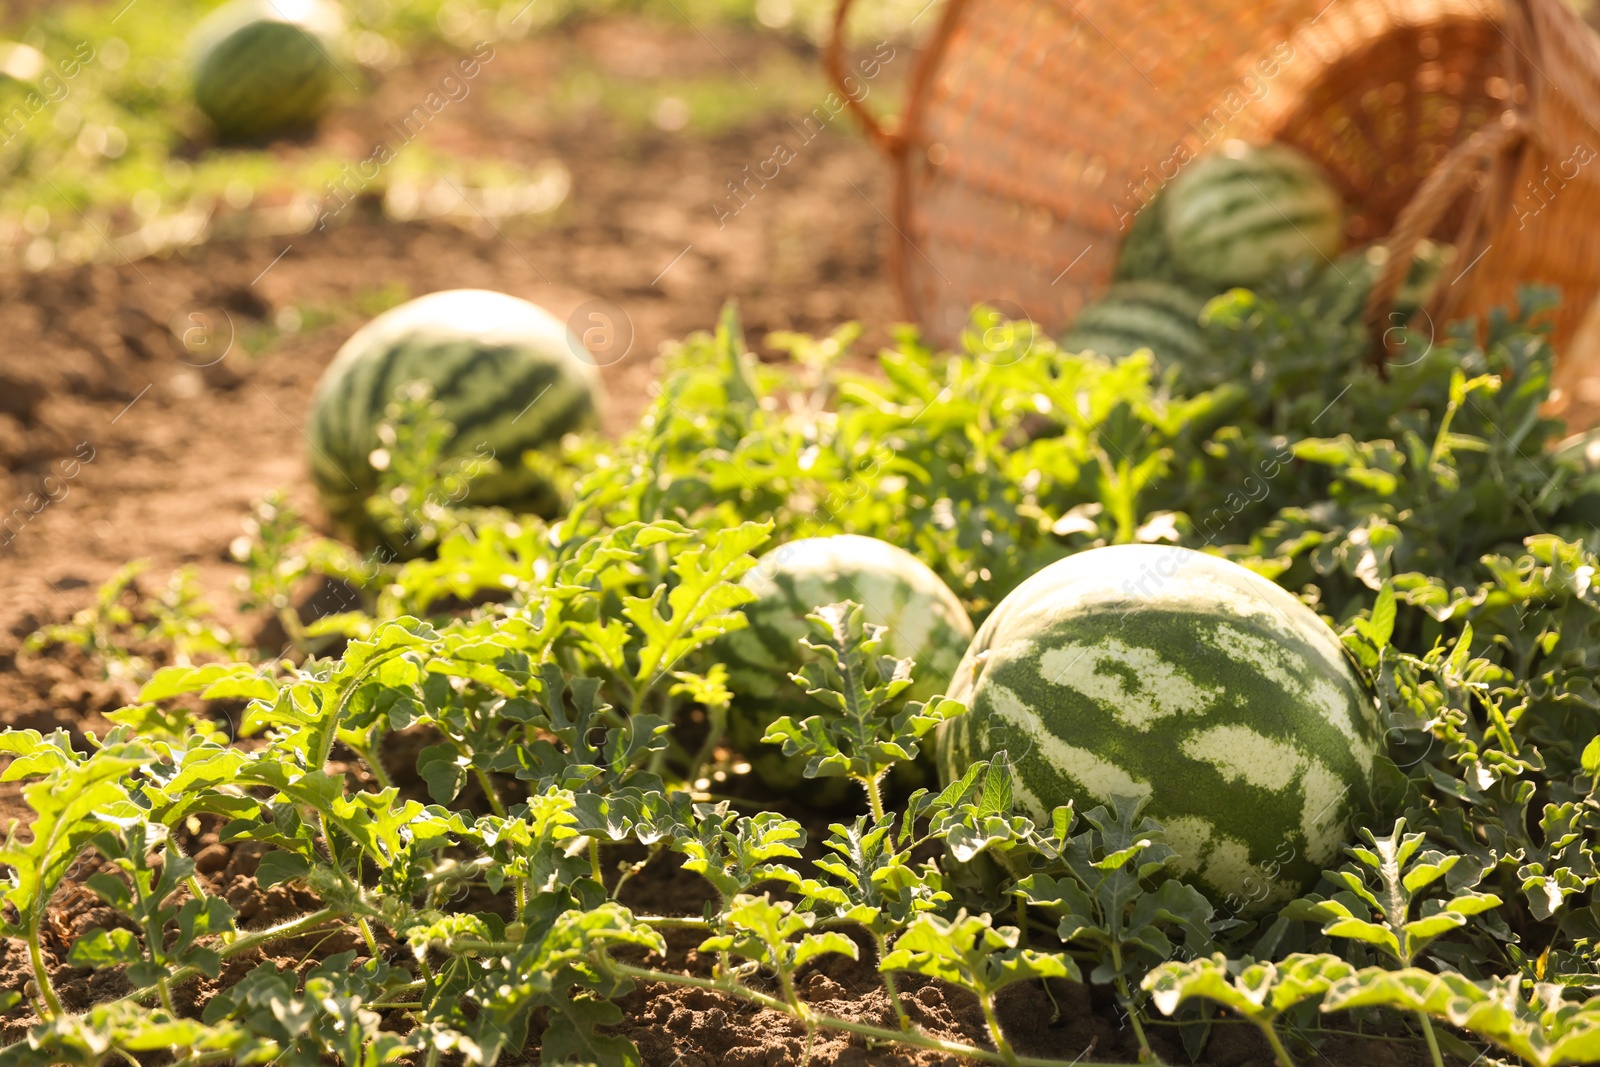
589 837 603 883
611 844 660 900
27 926 62 1018
357 916 381 956
157 977 176 1016
1417 1012 1444 1067
351 741 394 792
873 930 910 1032
136 906 344 1002
979 991 1018 1065
1115 973 1156 1064
473 766 507 819
687 704 728 787
313 648 409 771
1259 1021 1297 1067
862 771 886 824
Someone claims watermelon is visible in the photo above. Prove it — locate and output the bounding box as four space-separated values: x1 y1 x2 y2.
1112 195 1186 285
935 544 1381 913
721 535 974 803
306 289 603 548
1060 281 1208 366
190 0 344 141
1164 142 1346 288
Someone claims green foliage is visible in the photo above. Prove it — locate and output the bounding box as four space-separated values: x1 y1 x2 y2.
1300 819 1503 968
764 601 963 818
1143 953 1355 1067
10 290 1600 1065
22 560 235 680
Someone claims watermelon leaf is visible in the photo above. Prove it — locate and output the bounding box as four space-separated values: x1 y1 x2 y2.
1303 819 1503 969
880 911 1077 1059
1144 951 1357 1066
673 806 804 910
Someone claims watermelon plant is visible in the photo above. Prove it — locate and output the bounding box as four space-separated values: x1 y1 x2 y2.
12 286 1600 1067
189 0 346 141
719 534 973 802
305 288 604 553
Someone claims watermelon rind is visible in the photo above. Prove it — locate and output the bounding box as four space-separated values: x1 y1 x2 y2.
720 535 975 804
1164 142 1346 288
1061 281 1208 367
190 0 344 141
935 544 1382 914
305 289 604 548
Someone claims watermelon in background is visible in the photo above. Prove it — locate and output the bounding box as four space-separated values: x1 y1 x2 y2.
1060 280 1208 367
190 0 345 141
1111 194 1189 286
1163 142 1346 288
305 289 604 549
720 535 974 804
936 544 1382 915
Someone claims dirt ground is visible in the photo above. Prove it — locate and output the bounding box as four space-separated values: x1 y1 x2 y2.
0 15 1457 1067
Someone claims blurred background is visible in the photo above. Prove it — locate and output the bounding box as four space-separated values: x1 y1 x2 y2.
0 0 934 704
3 0 1600 715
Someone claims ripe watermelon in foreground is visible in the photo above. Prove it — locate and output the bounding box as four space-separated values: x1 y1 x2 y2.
722 535 974 801
306 289 603 547
936 544 1382 913
190 0 344 141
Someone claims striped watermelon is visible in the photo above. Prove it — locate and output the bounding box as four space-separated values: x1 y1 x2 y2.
1164 142 1346 288
306 289 603 547
1112 196 1186 285
935 545 1381 913
721 535 975 803
190 0 343 141
1061 282 1208 366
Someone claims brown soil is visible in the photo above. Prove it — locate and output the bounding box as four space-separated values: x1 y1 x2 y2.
0 16 1448 1067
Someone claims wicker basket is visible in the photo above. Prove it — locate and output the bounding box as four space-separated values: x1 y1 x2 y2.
825 0 1600 422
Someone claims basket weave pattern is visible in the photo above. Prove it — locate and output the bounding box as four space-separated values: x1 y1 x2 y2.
829 0 1600 422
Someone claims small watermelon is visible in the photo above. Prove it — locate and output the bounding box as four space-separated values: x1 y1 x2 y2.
721 535 974 803
190 0 344 142
1164 142 1346 288
935 544 1381 914
1061 281 1208 366
305 289 603 548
